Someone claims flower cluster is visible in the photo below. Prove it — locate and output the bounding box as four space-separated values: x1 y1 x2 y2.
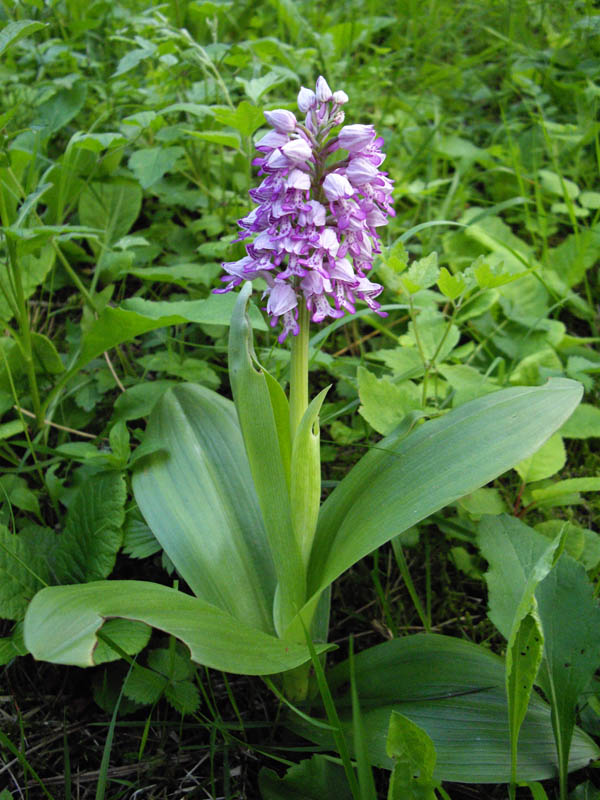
216 76 394 342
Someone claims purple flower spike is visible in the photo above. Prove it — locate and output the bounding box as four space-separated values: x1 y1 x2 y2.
216 76 394 340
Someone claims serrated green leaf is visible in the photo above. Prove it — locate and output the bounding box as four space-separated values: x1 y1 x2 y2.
165 679 200 714
123 665 166 704
559 403 600 438
0 527 49 620
93 618 152 665
437 267 466 300
259 755 353 800
53 472 126 583
357 367 421 435
213 101 265 137
402 252 439 292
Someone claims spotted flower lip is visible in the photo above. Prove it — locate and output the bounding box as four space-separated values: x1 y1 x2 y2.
216 76 395 342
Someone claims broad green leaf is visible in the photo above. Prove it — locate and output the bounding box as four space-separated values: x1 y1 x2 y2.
259 756 353 800
229 283 304 634
31 332 64 374
536 556 600 786
538 169 580 200
122 295 267 329
24 581 327 674
53 472 126 583
405 310 460 363
357 366 420 435
72 296 265 375
78 180 142 245
112 381 175 423
34 83 87 136
213 101 265 137
478 515 563 641
559 403 600 438
133 383 276 633
128 147 184 189
308 379 582 600
514 433 566 483
386 711 438 799
286 634 598 782
186 129 241 148
535 521 600 571
457 488 507 517
0 20 46 56
237 72 287 104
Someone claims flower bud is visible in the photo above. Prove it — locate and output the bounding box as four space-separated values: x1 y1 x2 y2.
332 90 349 105
297 86 316 112
264 109 297 132
338 124 375 152
315 76 333 102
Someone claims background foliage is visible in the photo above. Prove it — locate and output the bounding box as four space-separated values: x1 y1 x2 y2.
0 0 599 797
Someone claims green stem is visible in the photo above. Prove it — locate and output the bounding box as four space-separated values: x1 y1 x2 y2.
6 239 43 426
289 300 310 437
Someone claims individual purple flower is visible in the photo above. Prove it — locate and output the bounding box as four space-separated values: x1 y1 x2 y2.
216 76 394 341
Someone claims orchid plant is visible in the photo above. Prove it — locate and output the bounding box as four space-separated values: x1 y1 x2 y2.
23 78 598 785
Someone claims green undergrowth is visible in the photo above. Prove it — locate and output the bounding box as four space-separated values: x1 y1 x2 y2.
1 0 600 797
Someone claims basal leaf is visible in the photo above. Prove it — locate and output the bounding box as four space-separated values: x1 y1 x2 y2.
286 634 598 782
23 581 328 675
308 380 582 600
133 383 277 633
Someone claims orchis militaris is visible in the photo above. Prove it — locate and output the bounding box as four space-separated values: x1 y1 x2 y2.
216 75 394 342
216 75 394 435
22 77 593 784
